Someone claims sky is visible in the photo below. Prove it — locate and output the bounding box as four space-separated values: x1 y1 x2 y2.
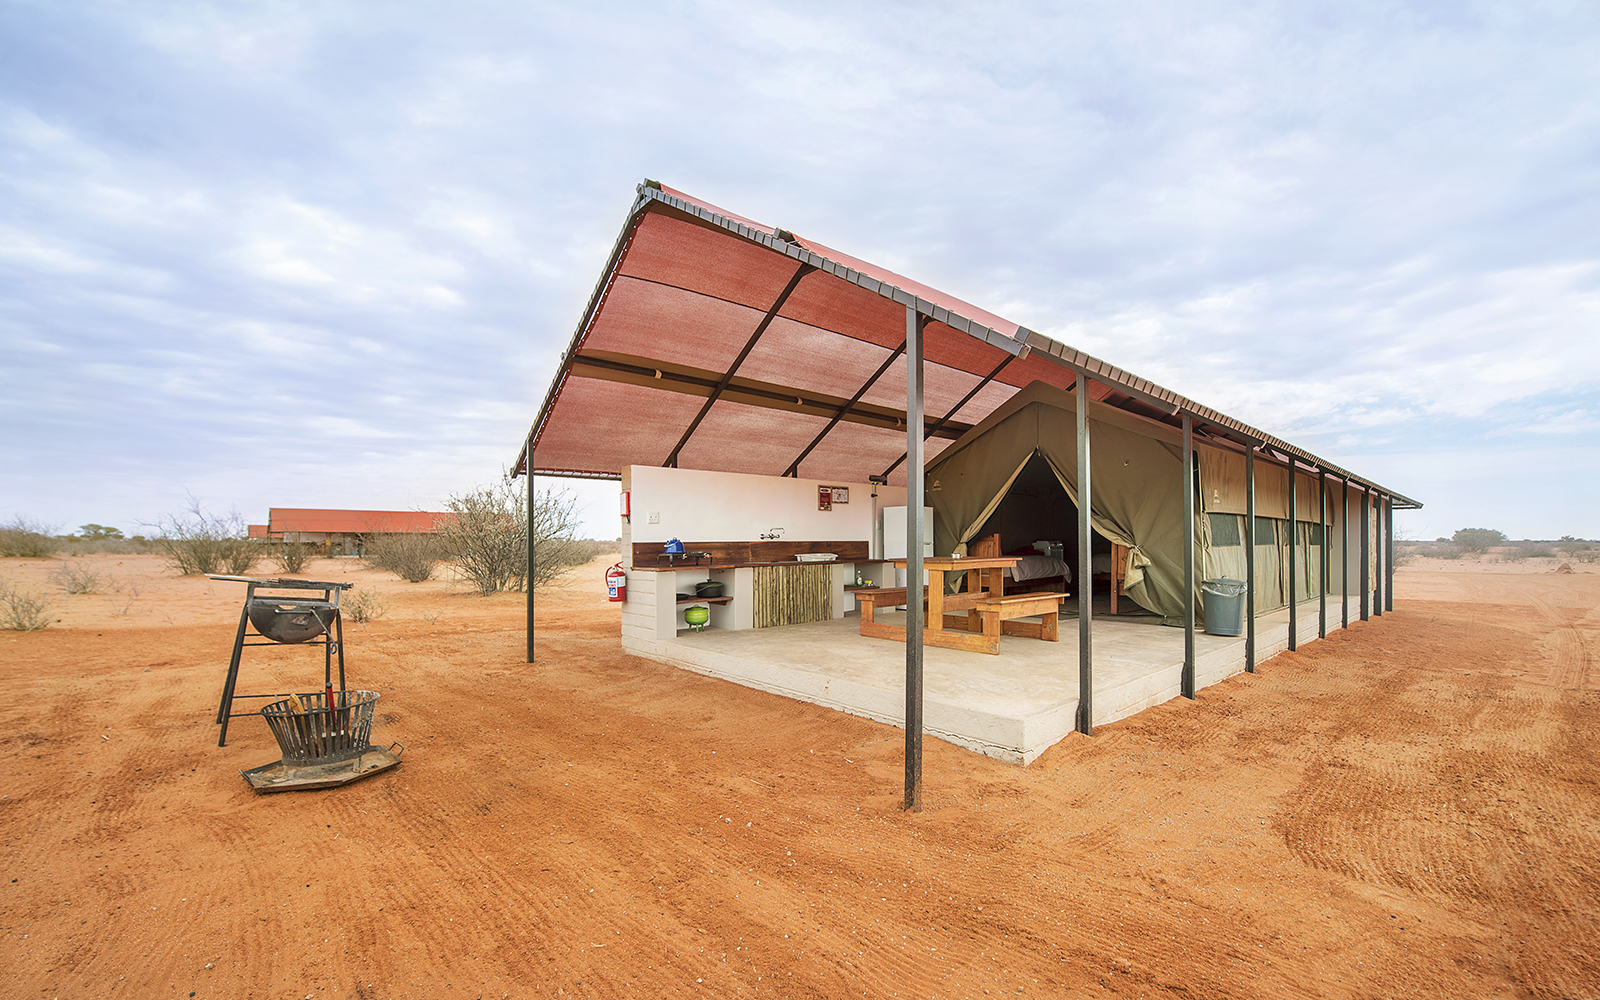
2 1 1596 544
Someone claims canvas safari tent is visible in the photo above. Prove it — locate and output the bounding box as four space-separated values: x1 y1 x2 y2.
927 380 1343 625
927 380 1191 622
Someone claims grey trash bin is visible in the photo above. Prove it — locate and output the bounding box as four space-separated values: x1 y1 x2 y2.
1201 578 1247 636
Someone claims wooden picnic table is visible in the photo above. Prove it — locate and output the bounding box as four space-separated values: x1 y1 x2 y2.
855 556 1065 654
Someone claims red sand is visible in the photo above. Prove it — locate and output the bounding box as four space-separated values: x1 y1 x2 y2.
2 553 1596 999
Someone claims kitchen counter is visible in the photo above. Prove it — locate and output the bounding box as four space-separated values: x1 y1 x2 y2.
627 559 875 572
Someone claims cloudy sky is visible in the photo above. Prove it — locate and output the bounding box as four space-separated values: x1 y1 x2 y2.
2 1 1596 543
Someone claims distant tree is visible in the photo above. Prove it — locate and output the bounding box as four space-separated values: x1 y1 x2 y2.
77 524 124 540
1451 528 1507 553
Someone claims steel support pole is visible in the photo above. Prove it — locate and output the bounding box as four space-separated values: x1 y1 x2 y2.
537 444 544 662
903 307 926 812
1372 492 1384 617
1245 446 1257 672
1318 471 1327 640
1385 497 1395 612
1359 490 1370 622
1341 479 1350 629
1288 466 1298 651
1182 413 1196 699
1076 371 1094 734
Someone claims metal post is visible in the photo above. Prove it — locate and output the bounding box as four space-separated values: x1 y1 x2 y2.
904 306 925 812
1359 489 1370 622
537 451 544 662
1341 479 1350 629
1372 492 1384 617
1245 445 1256 672
1385 497 1395 612
1317 471 1327 639
1182 413 1195 699
1288 466 1298 651
1076 372 1094 734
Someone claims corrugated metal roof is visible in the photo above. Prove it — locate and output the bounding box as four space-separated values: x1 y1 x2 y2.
515 182 1420 508
267 509 451 534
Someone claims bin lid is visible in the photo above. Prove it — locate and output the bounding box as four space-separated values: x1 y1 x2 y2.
1201 578 1247 595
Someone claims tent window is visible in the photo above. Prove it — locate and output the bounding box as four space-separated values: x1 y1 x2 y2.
1254 517 1279 545
1208 513 1241 546
1308 522 1324 546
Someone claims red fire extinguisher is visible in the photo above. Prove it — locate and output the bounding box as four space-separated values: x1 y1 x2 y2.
606 563 626 602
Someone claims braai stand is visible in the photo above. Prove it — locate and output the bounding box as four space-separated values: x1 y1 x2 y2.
209 575 352 747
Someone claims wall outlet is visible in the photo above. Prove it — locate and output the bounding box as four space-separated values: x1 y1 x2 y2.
647 511 660 524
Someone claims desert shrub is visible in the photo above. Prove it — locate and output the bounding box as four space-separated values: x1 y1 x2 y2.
0 516 58 558
0 578 53 630
1434 544 1464 560
61 536 153 556
154 502 259 576
442 476 598 594
1451 528 1507 553
269 542 314 574
440 476 526 594
364 530 446 583
344 588 387 623
49 560 104 594
565 538 621 563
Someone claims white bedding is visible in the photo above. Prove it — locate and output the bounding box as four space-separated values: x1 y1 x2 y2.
1002 554 1071 584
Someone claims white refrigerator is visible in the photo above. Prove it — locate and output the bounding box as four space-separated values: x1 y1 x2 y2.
881 506 934 591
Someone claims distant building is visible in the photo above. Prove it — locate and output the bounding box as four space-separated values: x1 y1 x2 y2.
263 508 453 555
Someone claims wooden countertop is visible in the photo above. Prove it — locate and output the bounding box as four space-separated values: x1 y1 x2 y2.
627 559 876 572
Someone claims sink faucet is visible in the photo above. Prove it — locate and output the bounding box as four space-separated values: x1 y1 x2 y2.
760 528 785 540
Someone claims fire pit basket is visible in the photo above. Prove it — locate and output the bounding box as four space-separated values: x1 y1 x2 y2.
260 690 379 765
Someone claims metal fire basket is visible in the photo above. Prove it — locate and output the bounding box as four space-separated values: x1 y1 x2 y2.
260 690 379 765
208 575 354 747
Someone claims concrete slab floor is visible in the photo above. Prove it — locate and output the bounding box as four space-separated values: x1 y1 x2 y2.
625 596 1355 765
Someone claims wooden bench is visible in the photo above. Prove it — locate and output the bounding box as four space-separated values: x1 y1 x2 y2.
857 585 1064 654
852 587 927 626
968 591 1065 644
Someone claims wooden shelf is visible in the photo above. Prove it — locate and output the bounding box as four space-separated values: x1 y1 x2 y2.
676 596 733 605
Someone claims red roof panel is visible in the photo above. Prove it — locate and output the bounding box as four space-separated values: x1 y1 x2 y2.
534 375 712 475
268 509 448 534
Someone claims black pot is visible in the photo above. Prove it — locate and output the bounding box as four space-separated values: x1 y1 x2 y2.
694 580 725 598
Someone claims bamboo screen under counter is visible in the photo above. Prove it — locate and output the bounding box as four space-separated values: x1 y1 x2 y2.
751 564 833 629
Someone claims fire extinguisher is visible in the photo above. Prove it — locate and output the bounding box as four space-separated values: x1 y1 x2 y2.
606 563 627 602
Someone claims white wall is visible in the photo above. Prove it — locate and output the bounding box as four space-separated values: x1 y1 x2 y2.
622 465 906 549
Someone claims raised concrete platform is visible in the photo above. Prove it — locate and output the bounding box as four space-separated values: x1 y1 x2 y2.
621 596 1355 764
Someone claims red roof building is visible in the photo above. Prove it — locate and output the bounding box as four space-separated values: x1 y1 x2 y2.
264 509 453 553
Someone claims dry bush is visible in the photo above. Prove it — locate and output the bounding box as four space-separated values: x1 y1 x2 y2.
437 476 596 595
565 538 621 563
154 502 260 576
364 530 445 583
344 588 387 624
440 477 528 595
269 542 314 575
49 561 104 594
0 516 58 558
1452 527 1507 553
0 578 54 631
60 536 153 556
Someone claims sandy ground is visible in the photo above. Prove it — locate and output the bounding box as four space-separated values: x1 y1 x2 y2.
1 552 1597 999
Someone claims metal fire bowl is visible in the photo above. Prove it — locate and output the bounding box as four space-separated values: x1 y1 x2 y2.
247 602 334 644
